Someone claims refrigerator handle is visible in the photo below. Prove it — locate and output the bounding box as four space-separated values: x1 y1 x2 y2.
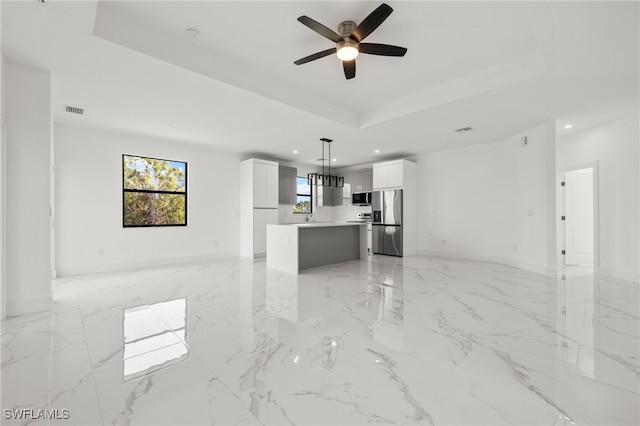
373 210 382 223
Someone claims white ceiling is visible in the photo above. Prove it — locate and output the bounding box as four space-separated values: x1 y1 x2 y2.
2 1 639 167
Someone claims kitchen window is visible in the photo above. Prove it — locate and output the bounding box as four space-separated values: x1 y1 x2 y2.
123 154 187 227
293 176 312 213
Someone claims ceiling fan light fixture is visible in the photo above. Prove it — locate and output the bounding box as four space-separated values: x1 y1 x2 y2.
294 4 406 79
337 39 359 61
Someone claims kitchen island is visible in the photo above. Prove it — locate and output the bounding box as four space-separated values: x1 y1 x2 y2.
266 222 368 274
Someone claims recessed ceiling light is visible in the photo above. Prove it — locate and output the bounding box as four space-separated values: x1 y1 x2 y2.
293 150 298 154
332 158 337 162
165 125 173 130
374 149 380 153
564 124 573 129
185 27 200 38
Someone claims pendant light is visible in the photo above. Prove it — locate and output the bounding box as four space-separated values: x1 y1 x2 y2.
307 138 344 188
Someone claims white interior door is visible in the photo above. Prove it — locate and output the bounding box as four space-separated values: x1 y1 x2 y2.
564 168 594 265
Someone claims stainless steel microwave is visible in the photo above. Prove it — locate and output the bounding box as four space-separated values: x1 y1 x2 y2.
352 192 372 205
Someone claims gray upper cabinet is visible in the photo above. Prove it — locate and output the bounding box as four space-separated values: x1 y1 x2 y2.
279 166 297 205
361 169 373 192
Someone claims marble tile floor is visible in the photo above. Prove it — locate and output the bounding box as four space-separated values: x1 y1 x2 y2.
1 255 639 426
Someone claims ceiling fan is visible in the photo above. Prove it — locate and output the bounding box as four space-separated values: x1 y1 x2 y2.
294 3 407 80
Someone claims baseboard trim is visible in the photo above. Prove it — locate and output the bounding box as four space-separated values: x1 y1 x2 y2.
56 251 239 277
6 296 53 318
417 249 556 277
595 267 639 284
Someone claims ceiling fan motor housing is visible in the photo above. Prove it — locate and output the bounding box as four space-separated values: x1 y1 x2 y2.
338 21 357 38
337 39 359 52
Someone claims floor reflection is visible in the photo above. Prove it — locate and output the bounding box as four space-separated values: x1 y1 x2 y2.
123 298 188 381
556 266 640 393
3 256 638 425
366 258 404 350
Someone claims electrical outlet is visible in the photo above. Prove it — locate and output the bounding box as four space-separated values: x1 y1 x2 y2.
214 240 219 247
514 245 518 252
442 239 446 245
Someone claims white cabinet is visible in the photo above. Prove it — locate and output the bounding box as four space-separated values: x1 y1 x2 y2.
342 182 352 200
387 163 403 188
241 158 279 258
253 210 266 255
373 161 405 189
253 209 278 255
373 166 388 190
253 161 278 208
343 172 354 200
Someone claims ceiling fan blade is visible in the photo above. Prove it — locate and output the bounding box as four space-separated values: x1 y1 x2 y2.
350 3 393 42
297 16 342 43
294 48 337 65
359 43 407 57
343 59 356 80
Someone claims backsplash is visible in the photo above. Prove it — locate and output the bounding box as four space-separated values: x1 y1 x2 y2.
279 202 371 224
333 204 373 222
279 204 334 224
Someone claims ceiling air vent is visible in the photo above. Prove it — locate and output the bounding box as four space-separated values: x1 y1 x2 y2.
455 126 473 133
65 105 84 115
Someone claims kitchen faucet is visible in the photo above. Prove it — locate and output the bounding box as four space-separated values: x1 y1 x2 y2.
305 212 312 222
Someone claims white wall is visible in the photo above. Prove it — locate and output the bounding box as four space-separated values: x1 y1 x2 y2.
5 61 53 316
417 121 557 276
54 124 241 276
557 111 640 282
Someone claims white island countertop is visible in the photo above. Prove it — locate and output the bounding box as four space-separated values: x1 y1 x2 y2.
266 222 368 274
285 222 367 228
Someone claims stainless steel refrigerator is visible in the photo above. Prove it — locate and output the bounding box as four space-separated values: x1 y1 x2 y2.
372 189 403 256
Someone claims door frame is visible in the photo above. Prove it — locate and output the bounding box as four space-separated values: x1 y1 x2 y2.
557 161 599 269
1 123 5 320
